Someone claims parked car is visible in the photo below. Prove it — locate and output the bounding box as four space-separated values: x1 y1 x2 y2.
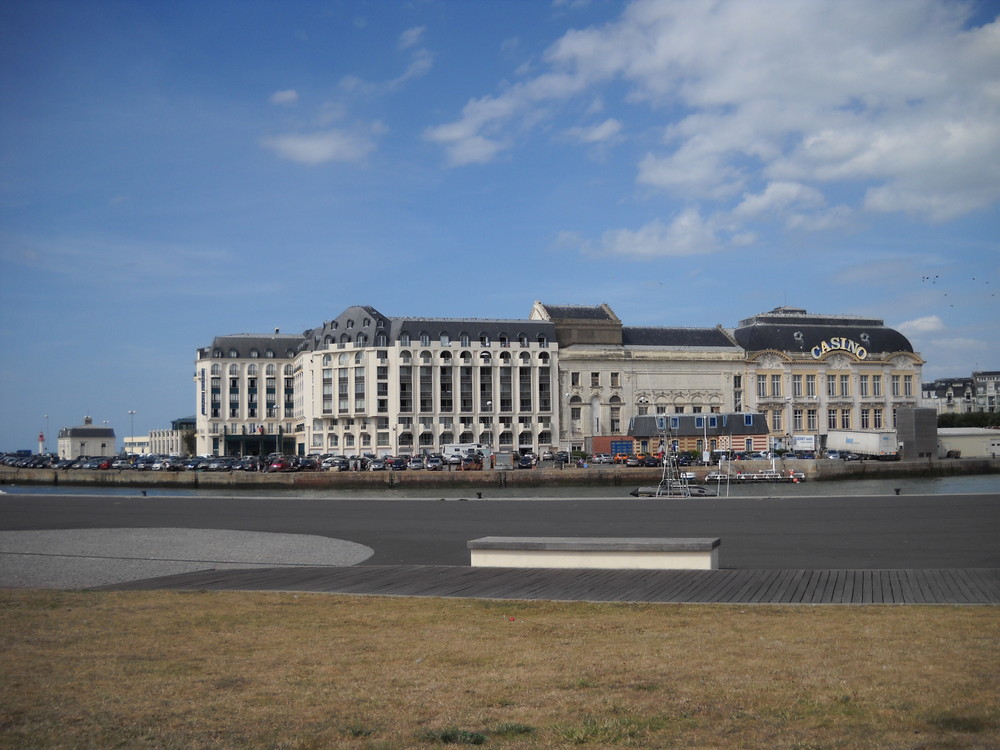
265 456 292 473
624 455 641 467
296 457 320 471
826 451 841 460
424 456 443 471
590 453 612 464
460 454 483 471
390 457 407 470
407 457 424 470
368 458 386 471
541 450 554 461
517 455 535 469
642 455 662 467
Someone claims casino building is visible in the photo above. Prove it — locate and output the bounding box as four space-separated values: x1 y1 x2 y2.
194 303 922 458
734 306 923 453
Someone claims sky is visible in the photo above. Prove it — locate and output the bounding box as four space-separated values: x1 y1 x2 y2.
1 0 998 451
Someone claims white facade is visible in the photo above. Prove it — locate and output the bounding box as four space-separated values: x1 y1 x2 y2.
195 303 924 459
57 416 116 459
195 308 558 457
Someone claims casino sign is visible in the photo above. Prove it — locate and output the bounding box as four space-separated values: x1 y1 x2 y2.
811 337 868 360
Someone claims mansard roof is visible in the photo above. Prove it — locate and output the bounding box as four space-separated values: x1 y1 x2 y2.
622 326 739 349
733 307 914 354
300 305 556 352
199 332 303 359
627 413 770 438
534 303 619 322
58 417 115 439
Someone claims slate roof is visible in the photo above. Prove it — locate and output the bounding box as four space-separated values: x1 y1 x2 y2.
733 307 914 354
300 305 556 352
58 418 115 439
199 333 303 359
533 303 619 322
627 413 770 438
622 326 739 349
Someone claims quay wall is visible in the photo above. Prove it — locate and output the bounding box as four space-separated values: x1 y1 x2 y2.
2 458 998 491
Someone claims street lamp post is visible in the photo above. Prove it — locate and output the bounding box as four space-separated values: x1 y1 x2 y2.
128 410 136 457
43 414 49 454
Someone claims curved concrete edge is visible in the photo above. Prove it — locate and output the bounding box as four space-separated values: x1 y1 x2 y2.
0 528 374 589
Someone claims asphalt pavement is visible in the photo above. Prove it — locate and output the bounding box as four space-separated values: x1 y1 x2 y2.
1 491 998 590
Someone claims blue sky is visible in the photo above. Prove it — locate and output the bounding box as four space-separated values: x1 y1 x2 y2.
1 0 998 451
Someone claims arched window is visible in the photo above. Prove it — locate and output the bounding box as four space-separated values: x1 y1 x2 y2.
265 350 274 358
460 332 471 347
266 364 276 376
355 352 364 364
229 364 239 375
518 333 528 347
400 351 412 364
419 331 430 346
248 364 258 376
339 353 349 366
498 333 509 347
421 351 432 364
322 354 332 366
538 352 550 364
211 364 221 375
213 349 222 358
228 349 238 358
400 331 411 346
250 349 259 358
520 352 531 364
440 332 450 345
439 351 452 362
356 333 367 346
284 364 293 376
375 333 388 346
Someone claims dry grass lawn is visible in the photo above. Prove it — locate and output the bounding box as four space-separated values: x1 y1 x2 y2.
1 590 998 749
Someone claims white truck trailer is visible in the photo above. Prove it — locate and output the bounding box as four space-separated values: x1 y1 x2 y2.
826 430 900 460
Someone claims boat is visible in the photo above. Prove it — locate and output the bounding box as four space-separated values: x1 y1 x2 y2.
630 454 717 498
630 480 717 497
733 462 806 483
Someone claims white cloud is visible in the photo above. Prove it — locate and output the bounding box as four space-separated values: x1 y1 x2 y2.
260 129 376 164
897 315 946 334
733 181 826 218
399 26 425 50
427 0 1000 222
268 89 299 105
564 118 622 144
593 209 718 258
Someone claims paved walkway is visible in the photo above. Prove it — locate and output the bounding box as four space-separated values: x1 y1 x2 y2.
101 564 1000 604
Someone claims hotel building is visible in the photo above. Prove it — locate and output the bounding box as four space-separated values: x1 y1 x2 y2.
194 303 922 458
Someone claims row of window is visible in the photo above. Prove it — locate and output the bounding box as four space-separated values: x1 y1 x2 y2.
319 350 551 366
755 373 914 398
759 407 899 432
209 363 294 376
308 429 554 450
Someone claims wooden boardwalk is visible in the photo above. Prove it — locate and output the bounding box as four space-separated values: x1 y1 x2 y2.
103 565 1000 604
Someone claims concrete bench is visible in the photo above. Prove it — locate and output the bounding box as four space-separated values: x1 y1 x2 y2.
467 536 720 570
